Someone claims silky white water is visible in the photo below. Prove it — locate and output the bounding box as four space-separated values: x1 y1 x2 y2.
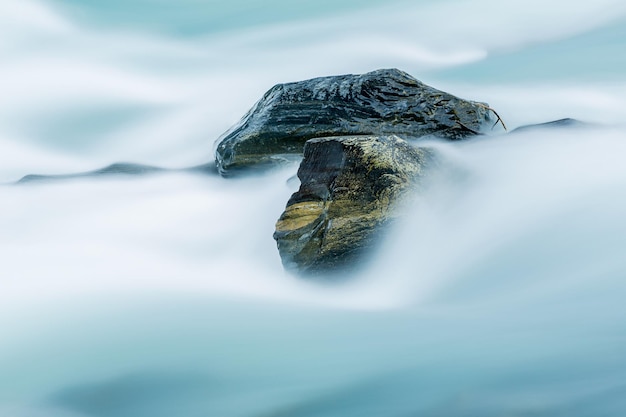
1 0 626 415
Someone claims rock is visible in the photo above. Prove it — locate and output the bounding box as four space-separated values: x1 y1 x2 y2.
16 162 217 184
273 135 434 275
511 118 587 134
215 68 493 176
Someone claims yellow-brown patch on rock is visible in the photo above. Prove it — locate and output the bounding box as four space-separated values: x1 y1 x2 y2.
275 201 325 232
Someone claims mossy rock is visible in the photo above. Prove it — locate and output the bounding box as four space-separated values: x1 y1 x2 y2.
273 135 434 275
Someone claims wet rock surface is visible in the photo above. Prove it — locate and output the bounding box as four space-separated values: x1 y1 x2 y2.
215 68 493 176
273 135 434 275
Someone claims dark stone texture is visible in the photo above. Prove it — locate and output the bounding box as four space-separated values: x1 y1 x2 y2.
215 68 493 176
273 135 434 275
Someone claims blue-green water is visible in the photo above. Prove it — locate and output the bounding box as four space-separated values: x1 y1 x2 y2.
2 0 626 416
49 0 411 36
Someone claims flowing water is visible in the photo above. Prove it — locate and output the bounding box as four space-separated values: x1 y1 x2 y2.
2 0 626 415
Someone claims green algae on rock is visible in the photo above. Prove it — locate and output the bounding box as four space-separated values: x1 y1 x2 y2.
215 68 492 176
273 135 434 275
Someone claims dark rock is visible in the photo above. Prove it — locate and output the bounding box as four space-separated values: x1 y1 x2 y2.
17 163 165 184
215 68 493 176
511 118 587 134
273 135 433 275
16 162 218 184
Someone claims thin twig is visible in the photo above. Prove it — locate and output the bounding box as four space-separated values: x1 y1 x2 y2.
477 103 508 132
